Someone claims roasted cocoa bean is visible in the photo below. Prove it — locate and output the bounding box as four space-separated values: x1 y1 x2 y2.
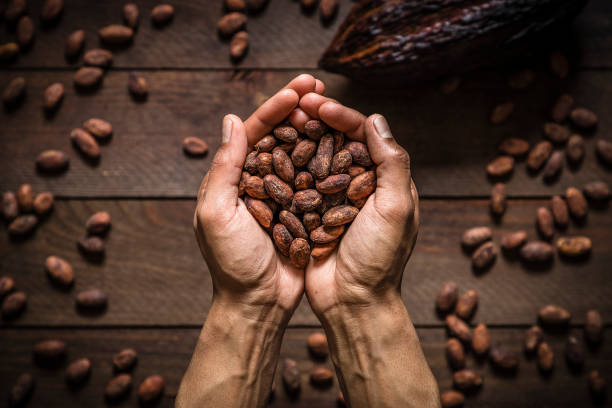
344 141 372 167
500 230 527 252
255 135 276 153
294 171 314 190
32 192 53 216
34 339 67 366
9 215 38 237
45 255 74 287
309 367 333 387
537 342 554 373
123 3 139 28
565 187 588 219
322 205 358 227
86 211 111 235
436 281 458 314
76 289 108 310
225 0 246 12
3 191 19 220
282 358 301 395
472 241 496 270
550 196 568 227
98 24 134 45
472 323 491 356
520 241 554 263
347 165 366 178
490 102 513 124
264 174 293 205
543 123 570 144
183 137 208 156
565 336 584 369
74 67 103 88
527 141 553 171
272 223 293 257
0 276 16 298
332 132 344 154
551 93 574 122
293 189 322 212
304 120 327 140
524 325 543 354
490 347 519 372
3 77 26 107
536 207 554 240
138 375 165 402
556 236 591 257
307 332 328 358
585 309 603 344
2 291 27 319
17 184 34 213
486 156 514 177
542 151 564 181
65 30 85 58
441 390 465 408
105 374 132 401
596 139 612 165
113 348 138 372
5 0 26 23
36 149 69 173
316 174 350 194
446 338 466 370
44 82 64 111
498 138 529 157
41 0 63 22
83 48 113 67
272 149 294 183
78 236 105 256
83 118 112 140
570 107 598 129
245 197 272 228
507 69 534 89
256 152 273 176
455 290 478 320
218 12 247 38
539 305 571 326
0 42 19 61
310 224 344 244
311 240 338 260
452 369 482 392
71 128 100 159
9 373 35 407
319 0 338 21
17 16 34 48
65 358 91 385
461 226 491 248
445 314 471 343
151 4 174 26
490 182 506 217
289 238 310 268
583 181 610 201
347 171 376 201
128 71 147 97
303 211 321 232
330 149 352 175
279 210 308 240
549 51 569 78
588 370 606 400
308 135 334 179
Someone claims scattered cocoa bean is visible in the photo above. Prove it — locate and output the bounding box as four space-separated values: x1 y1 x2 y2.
304 120 327 141
36 150 70 173
44 82 64 111
76 289 108 310
128 71 147 97
229 31 249 60
549 51 569 78
524 325 543 354
256 152 273 176
490 182 506 217
17 16 34 48
77 236 105 256
83 118 112 140
282 358 301 395
17 184 34 213
2 291 27 319
507 69 534 89
565 187 588 219
98 24 134 45
309 367 333 387
218 12 247 37
445 314 472 343
472 323 491 356
86 211 111 235
344 141 372 167
308 135 334 179
536 207 554 240
9 215 38 237
71 128 100 159
294 171 314 191
490 102 513 124
498 138 529 157
0 42 20 61
245 197 272 228
543 123 571 144
65 358 91 385
556 236 591 258
138 375 165 402
542 150 564 181
65 30 85 58
527 141 553 171
565 335 584 369
595 139 612 166
151 4 174 26
585 309 603 345
472 241 496 270
9 373 35 407
0 276 16 298
45 255 74 287
446 338 466 370
105 374 132 401
551 93 574 122
183 137 208 156
452 369 482 392
537 342 554 373
441 390 465 408
279 210 308 239
272 223 293 257
539 305 571 326
486 156 514 177
5 0 26 23
113 348 138 372
2 192 18 221
3 76 26 107
74 67 103 88
588 371 606 400
570 107 598 129
310 224 344 244
436 281 457 314
303 211 321 232
455 290 478 320
123 3 139 28
83 48 113 67
500 230 527 252
439 76 461 94
461 226 491 249
520 241 554 263
583 181 610 202
41 0 63 22
307 332 328 358
319 0 338 21
225 0 246 11
311 240 338 260
550 196 568 227
34 339 67 366
489 347 519 372
316 174 350 194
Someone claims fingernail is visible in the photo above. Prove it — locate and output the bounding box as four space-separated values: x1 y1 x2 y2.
373 115 392 139
222 115 233 144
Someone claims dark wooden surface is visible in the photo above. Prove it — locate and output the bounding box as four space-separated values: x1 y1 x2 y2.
1 0 611 406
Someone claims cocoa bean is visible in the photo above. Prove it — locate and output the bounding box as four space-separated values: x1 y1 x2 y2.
310 224 344 244
85 211 111 235
17 16 34 48
585 309 603 344
0 276 16 298
472 323 490 356
279 210 308 239
445 338 465 370
83 118 113 140
565 335 584 369
543 123 570 144
309 367 333 387
570 107 598 129
498 138 529 157
17 184 34 212
76 289 108 310
225 0 246 12
83 48 113 67
556 236 591 258
105 374 132 401
332 132 344 154
489 347 519 372
507 69 534 89
542 150 564 181
245 175 269 199
255 135 276 152
273 124 298 143
486 156 514 177
537 342 554 373
292 139 317 167
316 174 350 194
441 390 465 408
5 0 26 22
588 370 606 400
74 67 103 88
549 51 569 78
527 141 553 171
113 348 138 372
123 3 139 28
322 205 358 227
330 149 352 175
183 137 209 156
536 207 554 240
245 197 272 228
45 255 74 287
2 291 27 319
596 139 612 165
490 102 513 124
293 189 322 212
289 238 310 268
128 71 147 97
3 77 26 107
294 171 314 190
246 0 269 12
36 150 70 173
311 240 338 260
500 230 527 252
304 120 327 141
256 152 273 176
41 0 63 22
539 305 571 326
319 0 338 21
583 181 610 201
272 149 294 183
348 165 366 178
452 369 482 392
65 30 85 58
471 241 496 270
455 290 478 320
524 325 543 354
32 192 53 216
551 93 574 122
347 170 376 201
34 339 67 366
436 281 457 314
0 42 19 61
319 191 346 215
461 226 492 248
98 24 134 45
151 4 174 26
282 358 301 395
520 241 554 263
71 128 100 159
490 182 506 217
307 332 328 358
43 82 64 111
9 215 38 237
565 187 588 219
445 314 471 343
344 141 372 167
238 171 249 196
308 135 334 179
9 373 35 407
78 236 105 256
264 174 293 205
3 192 19 220
550 196 568 227
65 358 91 385
303 211 321 232
273 223 293 257
138 375 165 402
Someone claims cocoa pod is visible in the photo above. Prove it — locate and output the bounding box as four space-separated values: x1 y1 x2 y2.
565 187 588 219
309 367 333 387
3 191 19 220
486 156 514 178
472 323 491 356
489 347 519 372
524 325 543 354
490 182 506 217
44 82 64 111
17 184 34 212
445 338 465 370
311 240 338 260
551 93 573 122
282 358 301 395
123 3 139 28
77 236 105 256
543 123 570 144
347 170 376 201
330 149 352 174
45 255 74 287
65 30 85 58
2 291 27 319
74 67 103 88
273 125 298 143
303 211 321 232
322 205 358 227
538 305 571 326
245 175 269 199
520 241 554 263
441 390 465 408
294 171 314 190
105 374 132 401
76 289 108 310
316 174 350 194
3 77 26 107
527 141 553 171
9 215 38 237
556 236 591 258
304 120 327 141
0 42 20 61
138 375 165 402
583 181 610 201
113 348 138 372
507 69 534 89
5 0 26 23
498 138 529 157
308 135 334 179
65 358 91 385
292 139 317 167
245 197 272 228
344 141 372 167
128 71 148 97
0 276 16 298
225 0 246 12
183 137 209 156
98 24 134 45
279 210 308 240
71 128 100 159
272 149 294 183
542 151 564 181
289 238 310 268
9 372 35 407
436 281 457 314
536 207 554 240
83 48 113 67
293 189 322 212
570 107 598 129
151 4 174 26
455 290 478 320
490 102 513 125
307 332 328 358
585 309 603 344
310 224 344 244
471 241 496 270
595 139 612 165
41 0 63 22
537 342 554 373
452 369 482 392
256 152 273 176
445 314 471 343
86 211 111 235
255 135 276 153
264 174 294 205
17 16 34 48
461 226 491 248
588 370 606 400
34 339 67 366
348 165 365 178
319 0 338 21
550 196 568 227
83 118 113 140
565 335 584 369
273 223 293 257
500 230 527 252
549 51 569 78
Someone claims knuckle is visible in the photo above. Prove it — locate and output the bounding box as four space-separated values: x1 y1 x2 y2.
391 147 411 170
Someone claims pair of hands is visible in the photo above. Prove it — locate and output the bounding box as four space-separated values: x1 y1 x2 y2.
194 74 419 326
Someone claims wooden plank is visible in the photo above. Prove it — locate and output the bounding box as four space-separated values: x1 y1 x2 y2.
0 0 610 69
1 199 610 327
1 69 611 198
0 327 610 407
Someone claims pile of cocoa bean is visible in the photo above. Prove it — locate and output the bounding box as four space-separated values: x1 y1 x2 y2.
239 119 376 268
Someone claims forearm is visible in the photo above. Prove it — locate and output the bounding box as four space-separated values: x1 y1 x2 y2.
320 294 440 408
176 299 288 408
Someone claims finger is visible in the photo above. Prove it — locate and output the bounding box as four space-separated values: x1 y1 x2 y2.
298 92 338 119
282 74 320 97
319 101 367 142
314 79 325 95
197 172 210 203
245 88 299 146
289 107 312 133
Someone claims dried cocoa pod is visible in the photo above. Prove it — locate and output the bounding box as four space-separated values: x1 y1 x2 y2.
245 175 269 199
293 189 322 212
565 335 584 369
596 139 612 165
542 151 564 181
34 339 67 366
498 138 529 157
3 77 26 107
17 184 34 212
490 102 513 125
565 187 588 219
551 94 574 122
570 107 598 129
486 156 514 178
65 30 85 58
74 67 103 88
549 51 569 78
536 342 554 373
0 42 20 61
330 149 352 175
98 24 134 45
556 236 591 258
310 224 344 244
344 141 372 167
225 0 246 11
311 240 338 260
445 338 465 370
292 139 317 167
123 3 139 28
0 276 16 298
151 4 174 25
520 241 554 263
273 223 293 257
348 165 366 178
9 372 35 406
539 305 571 326
543 123 571 144
77 236 105 256
128 71 147 97
445 314 471 343
41 0 63 22
9 215 38 237
322 205 358 227
524 325 543 354
83 118 112 140
304 120 327 141
436 281 457 314
86 211 111 235
5 0 26 22
289 238 310 268
36 150 69 173
455 290 478 320
309 367 333 387
307 332 329 358
536 207 554 240
583 181 610 201
274 125 298 143
282 358 301 395
319 0 338 21
76 289 108 310
507 69 534 89
105 374 132 401
585 310 603 344
255 135 276 153
490 347 519 372
113 348 138 372
83 48 112 67
71 128 100 159
490 183 506 217
303 211 321 232
527 141 553 171
550 196 568 227
316 174 350 194
441 390 465 408
183 137 208 156
588 370 607 400
332 132 344 154
471 241 496 270
461 226 491 249
472 323 491 356
3 191 19 220
45 255 74 287
2 291 27 319
256 152 273 176
308 135 334 179
138 375 165 402
245 197 272 228
279 210 308 240
65 358 91 385
17 16 35 48
294 171 314 190
43 82 64 111
500 230 527 252
452 369 482 392
272 149 294 183
347 170 376 201
264 174 294 205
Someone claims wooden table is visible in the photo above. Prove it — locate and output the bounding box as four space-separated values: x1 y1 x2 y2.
1 1 611 406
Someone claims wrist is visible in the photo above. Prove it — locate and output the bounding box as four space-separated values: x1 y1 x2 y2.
211 292 294 328
318 290 405 329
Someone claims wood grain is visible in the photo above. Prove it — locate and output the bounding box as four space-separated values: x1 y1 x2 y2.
0 327 609 407
1 69 611 198
1 199 609 327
